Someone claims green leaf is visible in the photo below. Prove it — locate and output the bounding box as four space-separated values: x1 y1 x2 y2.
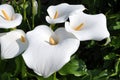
81 75 91 80
58 56 87 76
108 58 120 77
1 72 11 80
14 56 27 79
93 70 108 80
35 73 58 80
115 58 120 73
104 53 118 60
113 22 120 30
110 36 120 49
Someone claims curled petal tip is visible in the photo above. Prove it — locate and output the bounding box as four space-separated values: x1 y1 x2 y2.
104 37 111 46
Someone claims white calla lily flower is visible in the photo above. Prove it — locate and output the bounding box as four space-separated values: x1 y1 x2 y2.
0 29 28 59
22 25 80 78
46 3 85 24
0 4 22 28
65 12 110 41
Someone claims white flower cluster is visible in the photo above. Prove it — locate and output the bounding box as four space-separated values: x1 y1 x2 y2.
0 3 110 78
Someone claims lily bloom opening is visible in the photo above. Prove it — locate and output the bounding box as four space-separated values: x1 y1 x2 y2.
46 3 85 24
65 12 110 41
0 4 22 28
0 29 28 59
22 25 80 78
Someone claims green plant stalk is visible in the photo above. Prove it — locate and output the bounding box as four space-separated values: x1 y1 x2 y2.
50 24 56 30
21 57 27 79
27 18 32 30
32 0 35 29
38 0 41 17
23 0 27 21
53 72 56 80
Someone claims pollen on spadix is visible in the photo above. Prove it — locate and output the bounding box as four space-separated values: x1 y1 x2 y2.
20 36 26 43
74 23 84 31
53 11 58 19
49 37 57 45
1 10 11 21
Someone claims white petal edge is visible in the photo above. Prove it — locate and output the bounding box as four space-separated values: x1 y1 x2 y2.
65 12 110 41
46 3 85 24
47 3 69 19
0 13 22 28
68 4 86 15
26 25 54 42
55 27 78 41
46 15 68 24
22 26 80 78
0 29 28 59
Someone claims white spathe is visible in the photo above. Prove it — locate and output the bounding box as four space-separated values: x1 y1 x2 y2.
46 3 85 24
65 12 110 41
22 25 80 78
0 4 22 28
0 29 28 59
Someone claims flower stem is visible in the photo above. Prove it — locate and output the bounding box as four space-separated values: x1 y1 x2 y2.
26 18 32 30
50 24 56 31
32 0 35 29
38 0 41 17
23 0 27 21
53 72 56 80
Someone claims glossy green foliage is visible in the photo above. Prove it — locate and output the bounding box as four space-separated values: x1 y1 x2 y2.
0 0 120 80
